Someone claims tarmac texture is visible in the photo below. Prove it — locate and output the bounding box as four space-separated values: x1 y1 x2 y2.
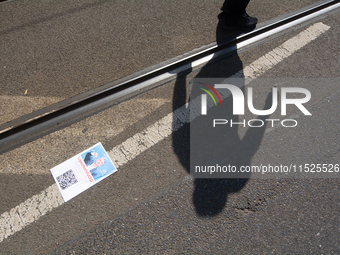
1 0 340 254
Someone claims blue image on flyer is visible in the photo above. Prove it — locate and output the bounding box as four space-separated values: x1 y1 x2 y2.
81 144 116 181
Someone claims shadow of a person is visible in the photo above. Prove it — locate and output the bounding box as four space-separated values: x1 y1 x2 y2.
172 15 272 217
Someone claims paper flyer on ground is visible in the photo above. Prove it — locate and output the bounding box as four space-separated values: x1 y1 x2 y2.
50 143 117 202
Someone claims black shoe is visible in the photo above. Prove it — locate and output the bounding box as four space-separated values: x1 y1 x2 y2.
219 12 257 31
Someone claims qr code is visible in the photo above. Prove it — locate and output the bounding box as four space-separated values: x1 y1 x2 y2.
56 169 78 190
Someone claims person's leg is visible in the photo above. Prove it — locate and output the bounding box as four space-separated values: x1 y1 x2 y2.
221 0 250 18
219 0 257 31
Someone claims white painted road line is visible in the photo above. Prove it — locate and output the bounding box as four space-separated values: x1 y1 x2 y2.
0 98 170 175
0 22 330 243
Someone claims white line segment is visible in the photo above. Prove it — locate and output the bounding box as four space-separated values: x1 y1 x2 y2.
0 22 330 243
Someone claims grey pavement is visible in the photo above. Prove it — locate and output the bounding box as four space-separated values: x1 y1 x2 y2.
1 0 340 254
1 0 318 124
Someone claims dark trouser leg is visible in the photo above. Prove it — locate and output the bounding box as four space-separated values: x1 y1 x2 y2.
219 0 257 31
221 0 251 18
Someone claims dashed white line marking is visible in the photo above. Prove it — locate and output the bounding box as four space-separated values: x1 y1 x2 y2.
0 22 330 243
0 98 169 175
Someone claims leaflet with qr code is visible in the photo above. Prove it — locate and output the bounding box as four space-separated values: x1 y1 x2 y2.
56 169 78 190
50 143 117 202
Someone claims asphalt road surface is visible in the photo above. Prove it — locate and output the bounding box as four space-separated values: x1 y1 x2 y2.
1 0 340 254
